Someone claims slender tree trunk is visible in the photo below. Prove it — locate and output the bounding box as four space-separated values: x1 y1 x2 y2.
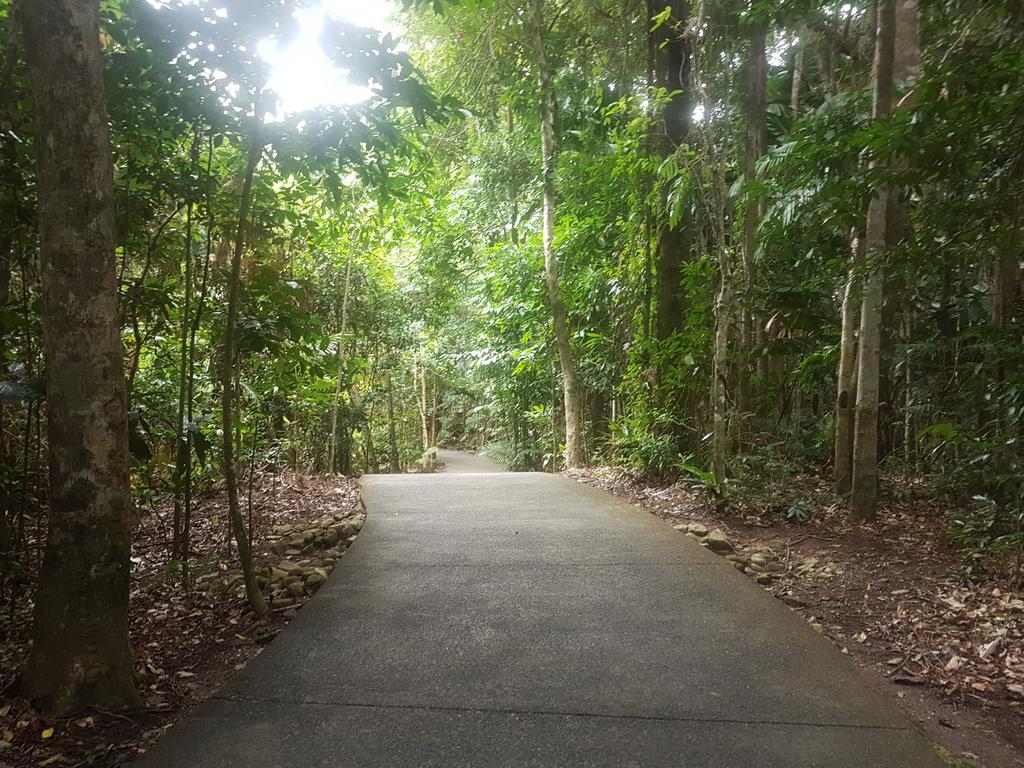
172 131 200 560
328 255 352 473
640 0 655 344
124 207 180 401
872 1 916 462
901 310 916 475
182 134 216 588
220 136 267 616
850 0 896 520
0 13 19 553
790 34 804 119
19 0 142 713
418 362 430 449
991 235 1020 330
363 359 376 473
530 0 584 468
711 199 732 483
650 0 694 345
430 376 438 447
835 235 862 494
386 371 400 472
738 16 768 417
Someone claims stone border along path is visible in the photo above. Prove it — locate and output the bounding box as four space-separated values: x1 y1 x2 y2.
134 457 943 767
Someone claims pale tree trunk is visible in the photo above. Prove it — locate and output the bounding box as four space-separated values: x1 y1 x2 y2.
710 184 732 484
328 255 352 473
738 16 768 417
20 0 142 713
850 0 896 520
790 33 803 119
430 377 438 447
834 1 881 494
530 0 583 468
893 0 921 104
834 234 862 494
220 136 268 615
419 364 430 449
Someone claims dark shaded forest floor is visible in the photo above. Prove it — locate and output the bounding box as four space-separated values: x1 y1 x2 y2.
567 467 1024 768
0 471 362 768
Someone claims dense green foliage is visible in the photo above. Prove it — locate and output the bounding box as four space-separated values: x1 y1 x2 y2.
2 0 1023 610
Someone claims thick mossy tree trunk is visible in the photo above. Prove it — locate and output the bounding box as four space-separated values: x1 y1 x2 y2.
221 136 268 616
530 0 584 468
850 0 896 520
19 0 142 713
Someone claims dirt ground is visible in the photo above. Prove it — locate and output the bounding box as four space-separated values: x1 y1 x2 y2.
0 471 361 768
567 466 1024 768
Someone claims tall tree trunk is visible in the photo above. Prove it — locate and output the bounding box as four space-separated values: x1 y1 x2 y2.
991 228 1020 331
738 15 768 417
530 0 583 468
430 376 438 447
182 134 217 588
834 236 862 494
790 33 803 119
901 310 916 474
328 255 352 473
641 3 655 344
711 188 732 484
220 136 267 616
386 371 400 472
650 0 694 344
850 0 896 520
874 1 916 457
418 362 430 449
0 12 19 553
19 0 142 713
172 130 200 561
893 0 921 103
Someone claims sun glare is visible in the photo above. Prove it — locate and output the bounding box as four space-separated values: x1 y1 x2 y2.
259 0 399 119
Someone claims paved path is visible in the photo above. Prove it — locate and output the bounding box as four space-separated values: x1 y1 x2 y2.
437 447 505 473
136 462 941 767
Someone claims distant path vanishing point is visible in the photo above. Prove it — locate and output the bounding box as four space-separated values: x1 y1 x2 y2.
436 447 505 474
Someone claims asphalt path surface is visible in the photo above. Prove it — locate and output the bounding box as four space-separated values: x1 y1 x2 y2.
135 455 941 766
